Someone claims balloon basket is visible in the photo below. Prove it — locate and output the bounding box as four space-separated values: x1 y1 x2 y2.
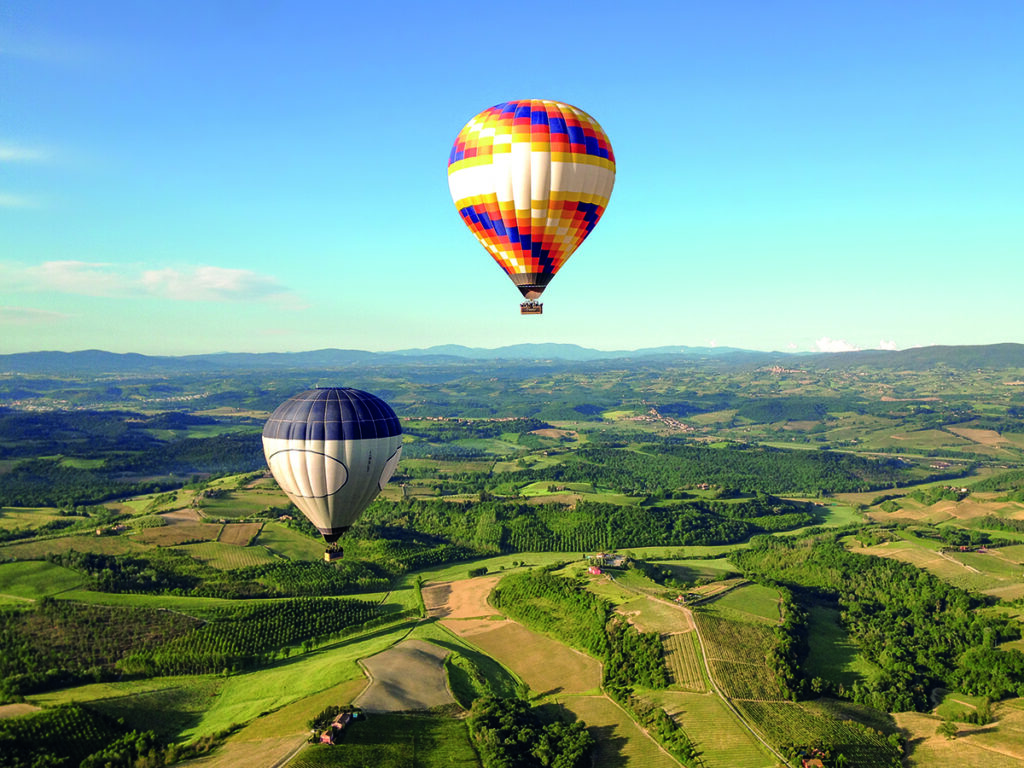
324 548 344 562
520 301 543 315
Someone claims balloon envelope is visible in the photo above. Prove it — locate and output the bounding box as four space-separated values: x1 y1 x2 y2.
447 99 615 301
262 388 402 542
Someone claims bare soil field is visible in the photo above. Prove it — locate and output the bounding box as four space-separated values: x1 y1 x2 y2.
443 619 601 695
531 428 577 440
354 639 455 712
160 508 202 523
422 575 500 619
217 522 262 546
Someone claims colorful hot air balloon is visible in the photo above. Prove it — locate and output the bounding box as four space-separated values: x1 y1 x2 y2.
262 388 402 558
447 99 615 314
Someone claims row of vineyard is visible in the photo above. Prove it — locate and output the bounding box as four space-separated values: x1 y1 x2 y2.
0 598 200 698
693 611 790 700
663 632 707 692
692 612 776 663
236 560 392 596
0 703 126 768
736 700 904 768
121 597 381 675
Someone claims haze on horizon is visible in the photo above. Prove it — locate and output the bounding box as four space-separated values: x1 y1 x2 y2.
2 1 1022 356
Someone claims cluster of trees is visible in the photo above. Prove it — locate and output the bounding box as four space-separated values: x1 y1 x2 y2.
0 598 200 699
467 696 594 768
491 569 610 657
731 535 1024 709
531 443 946 496
239 560 392 596
46 549 202 594
121 597 380 676
359 494 814 555
0 703 127 768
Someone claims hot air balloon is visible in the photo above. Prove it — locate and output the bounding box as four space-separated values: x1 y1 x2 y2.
447 99 615 314
262 387 402 560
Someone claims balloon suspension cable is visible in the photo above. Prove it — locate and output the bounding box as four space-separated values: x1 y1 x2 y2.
520 300 543 315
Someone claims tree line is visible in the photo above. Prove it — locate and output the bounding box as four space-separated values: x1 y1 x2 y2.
731 534 1024 710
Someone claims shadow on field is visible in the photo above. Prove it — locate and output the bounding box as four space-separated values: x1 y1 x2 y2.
428 638 519 699
588 723 629 767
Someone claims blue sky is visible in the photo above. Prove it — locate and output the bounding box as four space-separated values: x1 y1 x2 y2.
2 1 1022 355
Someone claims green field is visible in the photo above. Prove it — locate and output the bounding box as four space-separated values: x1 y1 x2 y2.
0 506 63 530
254 522 326 561
0 560 85 599
290 713 480 768
705 583 782 624
197 489 277 519
803 601 878 690
653 691 774 768
177 540 278 569
650 558 740 584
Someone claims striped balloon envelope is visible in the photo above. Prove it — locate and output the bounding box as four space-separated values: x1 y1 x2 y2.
447 100 615 312
262 388 402 545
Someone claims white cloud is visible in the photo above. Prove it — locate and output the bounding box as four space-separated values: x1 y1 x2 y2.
0 144 50 163
0 193 39 208
877 339 899 350
141 266 290 302
814 336 861 353
24 261 127 296
2 260 295 304
0 306 70 324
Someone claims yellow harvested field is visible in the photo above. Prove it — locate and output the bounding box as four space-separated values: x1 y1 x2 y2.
897 705 1024 768
354 639 455 712
422 574 500 619
614 596 694 634
947 427 1011 447
443 619 601 695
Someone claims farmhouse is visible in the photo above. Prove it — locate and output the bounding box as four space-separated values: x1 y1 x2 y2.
319 711 355 744
588 552 628 568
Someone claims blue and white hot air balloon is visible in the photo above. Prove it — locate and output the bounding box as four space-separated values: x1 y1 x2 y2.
262 388 402 555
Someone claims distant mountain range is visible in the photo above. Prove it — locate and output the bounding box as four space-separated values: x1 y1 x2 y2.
1 343 1022 375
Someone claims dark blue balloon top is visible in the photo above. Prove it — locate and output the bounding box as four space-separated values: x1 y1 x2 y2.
262 387 402 441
